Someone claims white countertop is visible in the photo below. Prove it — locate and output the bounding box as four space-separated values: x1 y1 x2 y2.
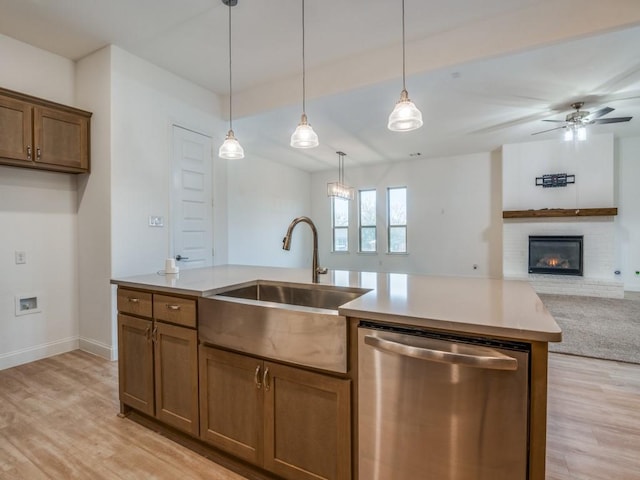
111 265 561 342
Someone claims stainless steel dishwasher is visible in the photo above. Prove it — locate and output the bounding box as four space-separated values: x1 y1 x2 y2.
358 322 530 480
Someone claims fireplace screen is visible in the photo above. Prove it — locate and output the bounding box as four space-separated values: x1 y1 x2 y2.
528 235 583 275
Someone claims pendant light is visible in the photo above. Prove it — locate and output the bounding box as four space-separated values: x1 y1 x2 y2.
218 0 244 160
387 0 423 132
327 151 354 200
290 0 319 148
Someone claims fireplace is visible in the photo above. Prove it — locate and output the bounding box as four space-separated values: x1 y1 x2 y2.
528 235 583 276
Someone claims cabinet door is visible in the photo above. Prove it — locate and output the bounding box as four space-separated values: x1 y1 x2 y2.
154 322 199 436
117 314 154 416
199 346 263 465
33 106 89 172
0 95 32 163
263 362 352 480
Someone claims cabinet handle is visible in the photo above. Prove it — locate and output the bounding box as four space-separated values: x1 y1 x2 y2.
166 304 181 311
151 326 158 343
128 297 140 303
254 365 262 389
144 326 151 341
27 145 32 160
263 367 270 391
36 147 41 159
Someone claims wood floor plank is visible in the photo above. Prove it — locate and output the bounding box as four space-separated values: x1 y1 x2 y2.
545 353 640 480
0 351 245 480
1 350 638 479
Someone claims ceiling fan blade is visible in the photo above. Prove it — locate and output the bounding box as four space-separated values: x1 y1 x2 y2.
469 110 554 134
542 119 566 123
591 117 632 124
532 126 565 135
588 106 614 119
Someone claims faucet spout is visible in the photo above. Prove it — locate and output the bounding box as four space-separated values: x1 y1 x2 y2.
282 216 327 283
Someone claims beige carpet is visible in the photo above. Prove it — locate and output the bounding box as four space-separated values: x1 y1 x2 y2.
539 291 640 364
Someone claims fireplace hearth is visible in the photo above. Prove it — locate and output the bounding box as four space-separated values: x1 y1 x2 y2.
528 235 583 276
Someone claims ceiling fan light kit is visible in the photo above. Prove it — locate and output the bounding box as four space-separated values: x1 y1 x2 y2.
533 101 632 141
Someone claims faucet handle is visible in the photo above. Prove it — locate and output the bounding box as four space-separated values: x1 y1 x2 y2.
316 267 328 275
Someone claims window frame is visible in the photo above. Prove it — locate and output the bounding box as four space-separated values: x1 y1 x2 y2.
331 196 350 253
387 186 407 254
358 188 377 253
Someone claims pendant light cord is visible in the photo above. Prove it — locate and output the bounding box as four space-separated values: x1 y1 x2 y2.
302 0 306 114
228 1 233 131
401 0 406 91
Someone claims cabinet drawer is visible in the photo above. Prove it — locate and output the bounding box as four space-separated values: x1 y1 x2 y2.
154 294 196 328
117 289 153 318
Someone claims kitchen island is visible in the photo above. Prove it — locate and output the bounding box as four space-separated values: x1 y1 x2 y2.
112 265 561 480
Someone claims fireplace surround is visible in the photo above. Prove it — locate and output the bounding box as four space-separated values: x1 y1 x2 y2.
528 235 583 276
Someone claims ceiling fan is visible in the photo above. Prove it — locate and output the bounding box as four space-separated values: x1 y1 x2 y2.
532 102 632 140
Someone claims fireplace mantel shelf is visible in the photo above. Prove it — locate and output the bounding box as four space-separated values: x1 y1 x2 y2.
502 207 618 219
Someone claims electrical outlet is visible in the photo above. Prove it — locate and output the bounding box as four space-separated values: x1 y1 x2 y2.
15 251 26 264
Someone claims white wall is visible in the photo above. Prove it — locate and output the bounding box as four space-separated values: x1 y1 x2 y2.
76 46 114 359
227 155 312 267
502 134 622 296
1 38 233 368
0 34 79 369
110 46 226 278
0 33 75 104
310 151 503 279
503 134 614 210
616 136 640 291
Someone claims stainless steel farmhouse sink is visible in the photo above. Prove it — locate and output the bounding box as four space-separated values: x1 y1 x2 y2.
198 281 370 373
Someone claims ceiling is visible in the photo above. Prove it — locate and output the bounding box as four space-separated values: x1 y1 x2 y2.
1 0 640 172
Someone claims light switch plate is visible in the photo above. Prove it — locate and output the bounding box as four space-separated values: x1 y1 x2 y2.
15 251 26 264
149 216 164 227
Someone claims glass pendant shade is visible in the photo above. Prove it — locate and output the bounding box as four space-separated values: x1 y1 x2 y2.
388 89 423 132
219 130 244 159
290 113 319 148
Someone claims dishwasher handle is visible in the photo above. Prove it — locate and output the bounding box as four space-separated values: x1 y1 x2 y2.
364 334 518 371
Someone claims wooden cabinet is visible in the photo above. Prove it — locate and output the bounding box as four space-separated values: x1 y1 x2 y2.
117 313 154 415
154 321 199 435
0 87 91 173
199 346 351 480
117 288 199 436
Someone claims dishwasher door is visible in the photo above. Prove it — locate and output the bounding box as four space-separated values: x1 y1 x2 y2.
358 324 529 480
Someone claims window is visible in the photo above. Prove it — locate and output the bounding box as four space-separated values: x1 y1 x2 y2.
332 197 349 252
359 189 376 252
387 186 407 253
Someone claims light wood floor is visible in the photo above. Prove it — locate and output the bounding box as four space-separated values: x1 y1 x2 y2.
1 350 638 479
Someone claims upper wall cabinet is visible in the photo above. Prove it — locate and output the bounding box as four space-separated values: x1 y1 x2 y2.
0 87 92 174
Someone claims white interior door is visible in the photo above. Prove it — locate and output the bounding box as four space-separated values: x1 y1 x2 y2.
171 125 213 269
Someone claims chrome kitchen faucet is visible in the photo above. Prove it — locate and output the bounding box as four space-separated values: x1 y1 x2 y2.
282 216 328 283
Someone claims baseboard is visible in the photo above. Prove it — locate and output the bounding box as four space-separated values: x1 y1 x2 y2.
0 337 79 371
79 337 116 361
